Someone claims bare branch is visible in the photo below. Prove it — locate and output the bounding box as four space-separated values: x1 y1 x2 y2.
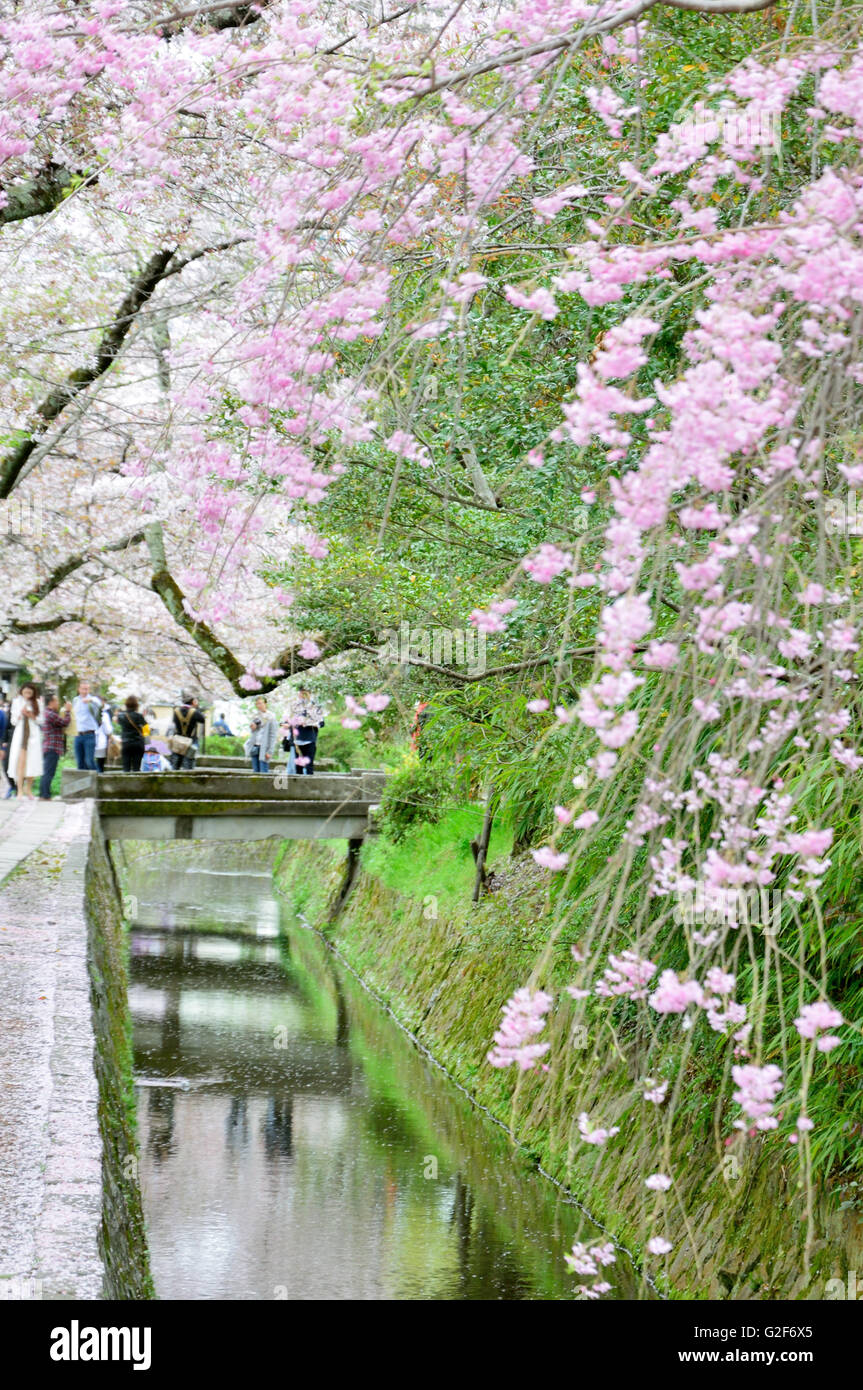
348 640 648 685
0 163 80 227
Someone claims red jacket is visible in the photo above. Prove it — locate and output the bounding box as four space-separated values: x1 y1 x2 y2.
42 707 71 755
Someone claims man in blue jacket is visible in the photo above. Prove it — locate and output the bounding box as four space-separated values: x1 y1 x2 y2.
72 679 103 771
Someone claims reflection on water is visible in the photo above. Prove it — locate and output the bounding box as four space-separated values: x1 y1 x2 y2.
124 847 638 1300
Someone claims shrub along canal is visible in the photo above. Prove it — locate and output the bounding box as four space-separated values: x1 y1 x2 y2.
120 843 641 1301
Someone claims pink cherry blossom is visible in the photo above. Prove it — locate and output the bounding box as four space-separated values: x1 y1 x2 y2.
531 847 570 871
794 1001 844 1040
578 1112 620 1146
732 1063 783 1130
488 988 553 1072
647 1237 673 1255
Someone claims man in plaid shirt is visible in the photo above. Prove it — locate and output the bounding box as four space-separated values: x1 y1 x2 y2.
40 693 72 800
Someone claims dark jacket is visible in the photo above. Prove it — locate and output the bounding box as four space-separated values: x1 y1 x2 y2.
286 698 324 747
118 710 148 746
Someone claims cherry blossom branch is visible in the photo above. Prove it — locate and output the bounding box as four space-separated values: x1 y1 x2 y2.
666 0 776 9
7 612 95 635
391 0 776 97
145 522 249 688
23 531 147 608
0 247 173 499
144 522 363 694
116 1 271 35
0 238 249 499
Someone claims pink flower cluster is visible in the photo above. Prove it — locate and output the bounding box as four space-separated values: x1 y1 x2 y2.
794 1002 844 1053
594 950 657 1001
565 1239 616 1298
487 988 553 1071
731 1063 783 1130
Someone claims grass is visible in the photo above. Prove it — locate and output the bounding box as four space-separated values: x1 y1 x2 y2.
362 802 513 911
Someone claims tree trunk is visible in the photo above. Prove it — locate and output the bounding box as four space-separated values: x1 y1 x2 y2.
471 791 495 903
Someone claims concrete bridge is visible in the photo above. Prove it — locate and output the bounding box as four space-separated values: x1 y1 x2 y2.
195 753 342 772
61 768 387 843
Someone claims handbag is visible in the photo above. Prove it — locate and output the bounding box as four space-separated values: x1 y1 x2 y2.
170 705 197 757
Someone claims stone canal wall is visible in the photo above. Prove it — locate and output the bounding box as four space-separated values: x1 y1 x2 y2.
0 801 151 1300
84 811 153 1298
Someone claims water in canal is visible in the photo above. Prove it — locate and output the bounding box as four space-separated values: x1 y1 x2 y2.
122 843 639 1300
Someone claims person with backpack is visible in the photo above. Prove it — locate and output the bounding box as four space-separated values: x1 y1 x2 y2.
169 692 205 769
117 694 148 772
284 687 325 775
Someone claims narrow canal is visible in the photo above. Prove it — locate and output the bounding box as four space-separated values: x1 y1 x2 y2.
122 844 639 1301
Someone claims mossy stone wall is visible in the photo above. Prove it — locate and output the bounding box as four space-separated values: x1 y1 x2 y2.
274 839 863 1300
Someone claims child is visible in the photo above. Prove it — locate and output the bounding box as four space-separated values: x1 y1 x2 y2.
141 743 169 772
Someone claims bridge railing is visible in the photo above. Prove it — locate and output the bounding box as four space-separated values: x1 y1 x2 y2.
62 768 387 804
59 767 388 843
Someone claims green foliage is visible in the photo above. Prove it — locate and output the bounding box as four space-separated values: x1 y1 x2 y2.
363 801 513 909
377 754 454 844
204 733 245 757
316 720 384 771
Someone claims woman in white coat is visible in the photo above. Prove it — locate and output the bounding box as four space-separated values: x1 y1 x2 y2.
94 705 114 773
8 685 43 798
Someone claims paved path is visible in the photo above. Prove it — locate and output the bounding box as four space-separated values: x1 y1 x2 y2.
0 799 66 886
0 800 103 1299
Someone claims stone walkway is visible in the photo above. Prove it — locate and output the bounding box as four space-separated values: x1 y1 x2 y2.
0 799 103 1299
0 799 66 886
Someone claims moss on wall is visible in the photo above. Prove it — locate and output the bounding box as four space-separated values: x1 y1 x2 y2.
274 838 863 1300
85 822 154 1298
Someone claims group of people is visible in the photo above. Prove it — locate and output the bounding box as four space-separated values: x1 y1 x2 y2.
0 680 328 799
0 683 211 798
65 683 208 776
244 687 325 775
0 686 74 800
